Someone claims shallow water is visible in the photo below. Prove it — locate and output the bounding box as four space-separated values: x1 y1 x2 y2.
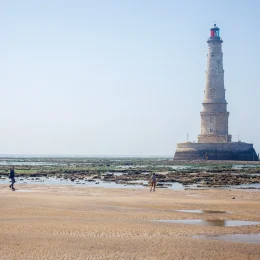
115 165 192 170
0 177 258 190
175 210 203 213
232 164 259 169
0 177 187 190
0 177 146 189
199 234 260 244
250 173 260 176
0 161 67 166
175 210 228 214
113 172 124 176
152 219 260 227
159 182 185 190
235 183 260 189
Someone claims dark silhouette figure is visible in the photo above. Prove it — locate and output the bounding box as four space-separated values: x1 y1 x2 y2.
9 166 15 191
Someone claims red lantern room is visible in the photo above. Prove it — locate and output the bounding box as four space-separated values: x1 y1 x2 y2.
210 24 220 38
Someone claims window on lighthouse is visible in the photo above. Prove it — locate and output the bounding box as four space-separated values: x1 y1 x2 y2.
210 30 220 37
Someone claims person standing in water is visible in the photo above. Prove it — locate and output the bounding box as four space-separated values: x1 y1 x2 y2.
9 166 15 191
150 173 157 192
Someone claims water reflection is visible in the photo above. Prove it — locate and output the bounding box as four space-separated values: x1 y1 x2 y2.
175 210 227 214
152 219 260 227
211 233 260 244
196 234 260 244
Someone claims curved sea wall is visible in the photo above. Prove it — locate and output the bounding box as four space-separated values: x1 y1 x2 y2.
173 142 258 161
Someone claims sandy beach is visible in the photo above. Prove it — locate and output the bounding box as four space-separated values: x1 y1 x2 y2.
0 184 259 260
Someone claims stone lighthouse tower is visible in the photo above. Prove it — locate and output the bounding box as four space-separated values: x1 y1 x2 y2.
173 24 258 161
198 24 232 143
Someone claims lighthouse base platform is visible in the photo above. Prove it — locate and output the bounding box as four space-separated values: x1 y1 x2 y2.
173 142 258 161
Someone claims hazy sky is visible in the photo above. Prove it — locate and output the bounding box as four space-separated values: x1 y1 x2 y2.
0 0 259 156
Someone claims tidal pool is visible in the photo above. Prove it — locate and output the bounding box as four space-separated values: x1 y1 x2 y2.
152 219 260 227
0 160 67 166
0 177 186 190
0 176 259 191
175 210 228 214
197 234 260 244
210 233 260 244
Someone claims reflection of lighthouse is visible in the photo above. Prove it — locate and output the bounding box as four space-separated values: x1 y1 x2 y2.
204 219 225 227
198 24 232 143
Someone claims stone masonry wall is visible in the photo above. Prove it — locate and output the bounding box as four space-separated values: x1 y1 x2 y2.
174 142 258 161
199 33 231 143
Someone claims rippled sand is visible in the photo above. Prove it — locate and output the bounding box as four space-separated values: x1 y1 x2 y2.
0 184 259 260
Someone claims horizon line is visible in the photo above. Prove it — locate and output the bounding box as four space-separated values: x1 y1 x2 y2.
0 154 173 158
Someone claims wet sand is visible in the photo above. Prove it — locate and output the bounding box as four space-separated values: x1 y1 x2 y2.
0 184 259 260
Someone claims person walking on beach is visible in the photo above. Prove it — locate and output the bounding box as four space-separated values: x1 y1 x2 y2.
9 166 15 191
150 173 157 192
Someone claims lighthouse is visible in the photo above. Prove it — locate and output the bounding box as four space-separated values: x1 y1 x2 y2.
173 24 258 161
198 24 232 143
